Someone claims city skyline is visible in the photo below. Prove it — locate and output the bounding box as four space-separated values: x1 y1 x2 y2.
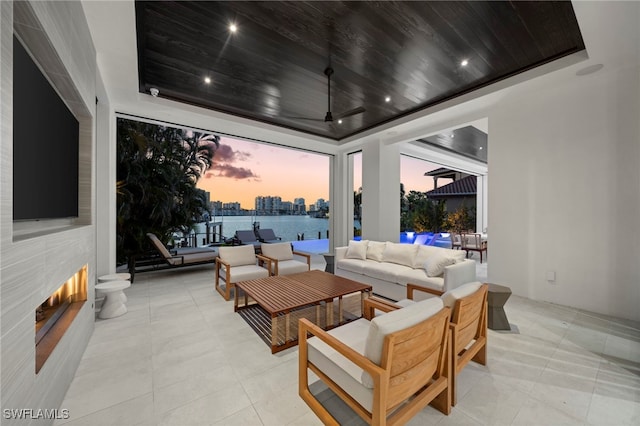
196 135 451 207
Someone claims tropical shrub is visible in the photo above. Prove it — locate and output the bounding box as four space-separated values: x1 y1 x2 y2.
444 204 476 233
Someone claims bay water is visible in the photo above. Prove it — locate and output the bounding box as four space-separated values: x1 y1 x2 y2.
193 215 329 243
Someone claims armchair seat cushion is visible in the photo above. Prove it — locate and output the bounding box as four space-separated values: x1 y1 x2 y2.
221 264 270 283
272 259 309 275
307 318 374 411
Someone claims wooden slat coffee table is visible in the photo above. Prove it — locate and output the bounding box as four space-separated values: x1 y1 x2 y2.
234 270 372 353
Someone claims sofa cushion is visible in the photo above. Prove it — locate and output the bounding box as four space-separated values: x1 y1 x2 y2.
336 258 368 275
441 281 483 308
362 297 444 388
366 241 386 261
307 318 374 411
260 242 293 261
423 253 456 277
219 245 257 266
362 261 408 284
395 268 445 292
381 242 418 268
346 240 369 260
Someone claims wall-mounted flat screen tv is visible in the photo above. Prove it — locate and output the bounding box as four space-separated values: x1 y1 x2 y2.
13 35 79 221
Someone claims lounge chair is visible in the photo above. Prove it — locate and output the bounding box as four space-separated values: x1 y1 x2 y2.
257 228 281 243
299 297 452 425
235 230 262 252
142 233 218 281
364 281 488 406
260 242 310 275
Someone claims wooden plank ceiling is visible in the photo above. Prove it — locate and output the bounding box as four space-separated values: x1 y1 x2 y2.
135 1 585 142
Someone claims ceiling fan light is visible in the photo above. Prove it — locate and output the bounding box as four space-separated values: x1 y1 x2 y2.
324 111 333 122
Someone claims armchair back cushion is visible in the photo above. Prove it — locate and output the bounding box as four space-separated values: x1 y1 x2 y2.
362 297 444 387
219 245 257 266
260 242 293 261
441 281 483 308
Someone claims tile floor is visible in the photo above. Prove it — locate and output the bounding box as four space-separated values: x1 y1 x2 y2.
55 255 640 425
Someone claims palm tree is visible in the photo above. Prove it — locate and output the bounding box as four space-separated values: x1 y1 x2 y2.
116 118 220 270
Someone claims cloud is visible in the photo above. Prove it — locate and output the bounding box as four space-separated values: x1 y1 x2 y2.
205 143 259 180
214 144 251 162
206 164 260 180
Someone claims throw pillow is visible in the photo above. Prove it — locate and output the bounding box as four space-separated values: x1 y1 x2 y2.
412 245 441 268
345 240 368 260
381 242 419 267
423 254 455 277
441 281 483 308
366 241 386 261
361 297 444 388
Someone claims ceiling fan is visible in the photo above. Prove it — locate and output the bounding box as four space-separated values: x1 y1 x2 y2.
285 67 365 123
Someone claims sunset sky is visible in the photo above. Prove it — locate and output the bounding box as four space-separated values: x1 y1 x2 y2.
196 136 449 209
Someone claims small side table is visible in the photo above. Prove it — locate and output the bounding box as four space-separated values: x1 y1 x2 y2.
487 283 512 330
95 280 130 319
323 253 335 274
98 273 131 303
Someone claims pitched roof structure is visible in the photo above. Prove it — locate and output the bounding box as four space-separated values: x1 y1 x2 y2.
425 175 477 198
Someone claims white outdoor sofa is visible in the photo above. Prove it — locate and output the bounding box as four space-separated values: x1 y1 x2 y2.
335 240 476 301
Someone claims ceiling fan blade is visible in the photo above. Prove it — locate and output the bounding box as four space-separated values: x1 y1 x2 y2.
335 106 365 120
281 115 324 122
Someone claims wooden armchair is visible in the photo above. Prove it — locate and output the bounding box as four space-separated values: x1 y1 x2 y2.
462 233 488 263
260 242 311 276
299 298 452 425
365 282 488 406
215 245 271 301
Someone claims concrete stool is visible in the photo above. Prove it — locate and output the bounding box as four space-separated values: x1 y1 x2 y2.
487 283 512 330
98 273 131 302
95 280 130 319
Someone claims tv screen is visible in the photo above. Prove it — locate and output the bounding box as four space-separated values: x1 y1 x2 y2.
13 35 79 221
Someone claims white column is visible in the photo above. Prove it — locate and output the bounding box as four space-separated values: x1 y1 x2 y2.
95 71 116 275
330 151 349 248
361 140 401 242
476 174 488 233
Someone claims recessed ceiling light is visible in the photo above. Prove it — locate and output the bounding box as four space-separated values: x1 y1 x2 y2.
384 96 391 103
450 134 455 138
479 146 484 150
338 119 343 124
204 77 211 84
461 59 469 67
229 23 237 33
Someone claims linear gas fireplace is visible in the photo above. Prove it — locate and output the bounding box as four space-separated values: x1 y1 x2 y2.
35 265 88 373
